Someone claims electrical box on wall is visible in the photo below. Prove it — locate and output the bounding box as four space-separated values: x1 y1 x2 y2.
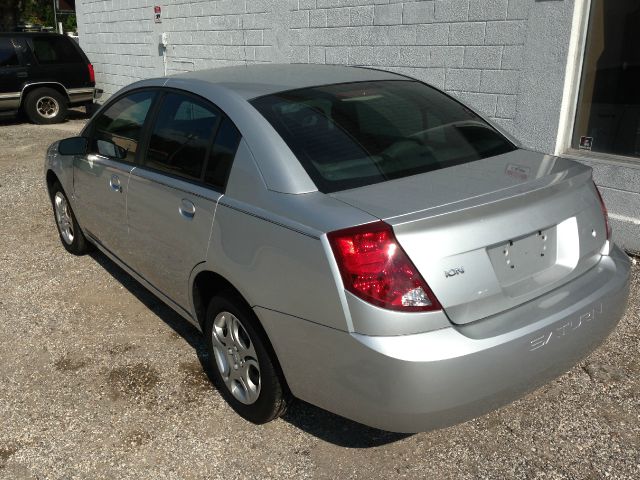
159 32 168 48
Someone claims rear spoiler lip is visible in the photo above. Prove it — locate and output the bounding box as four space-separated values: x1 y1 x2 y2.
384 159 592 226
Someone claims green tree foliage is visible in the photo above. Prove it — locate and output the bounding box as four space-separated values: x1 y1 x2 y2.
0 0 77 32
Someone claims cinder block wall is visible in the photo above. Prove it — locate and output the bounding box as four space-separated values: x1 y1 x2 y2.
76 0 575 155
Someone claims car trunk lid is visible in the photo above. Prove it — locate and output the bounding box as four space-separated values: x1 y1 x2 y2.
330 149 608 325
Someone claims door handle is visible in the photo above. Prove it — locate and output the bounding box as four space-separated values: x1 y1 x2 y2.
179 199 196 219
17 71 28 78
109 174 122 193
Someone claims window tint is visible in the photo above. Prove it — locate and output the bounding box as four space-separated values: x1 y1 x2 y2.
205 117 241 190
251 80 516 193
32 36 83 64
145 93 220 180
0 38 19 67
91 91 155 163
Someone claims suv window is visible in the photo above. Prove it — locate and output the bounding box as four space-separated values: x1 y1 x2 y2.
251 80 516 193
205 117 241 190
145 93 220 181
91 91 155 163
32 36 83 64
0 38 19 67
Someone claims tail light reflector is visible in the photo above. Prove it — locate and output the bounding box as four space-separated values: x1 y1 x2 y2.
327 221 441 312
88 63 95 84
593 181 612 239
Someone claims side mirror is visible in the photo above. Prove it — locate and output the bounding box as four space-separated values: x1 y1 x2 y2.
58 137 88 156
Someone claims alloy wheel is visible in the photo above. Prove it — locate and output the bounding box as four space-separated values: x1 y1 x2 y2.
36 96 60 119
210 311 261 404
54 192 74 245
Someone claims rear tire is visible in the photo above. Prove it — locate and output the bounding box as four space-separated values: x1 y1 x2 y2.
204 292 290 424
24 87 68 124
49 182 89 255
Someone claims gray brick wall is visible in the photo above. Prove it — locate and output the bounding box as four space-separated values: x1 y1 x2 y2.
78 0 534 132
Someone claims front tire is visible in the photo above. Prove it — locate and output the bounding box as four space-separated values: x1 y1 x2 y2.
50 182 88 255
24 87 68 124
204 292 290 424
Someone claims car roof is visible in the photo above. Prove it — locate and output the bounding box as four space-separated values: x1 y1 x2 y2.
171 63 405 100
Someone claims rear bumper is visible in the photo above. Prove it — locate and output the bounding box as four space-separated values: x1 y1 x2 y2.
258 246 631 433
67 87 100 105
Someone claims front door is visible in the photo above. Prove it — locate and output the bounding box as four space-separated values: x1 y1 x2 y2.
73 90 156 255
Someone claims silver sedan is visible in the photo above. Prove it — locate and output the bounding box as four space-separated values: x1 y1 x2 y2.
45 64 631 433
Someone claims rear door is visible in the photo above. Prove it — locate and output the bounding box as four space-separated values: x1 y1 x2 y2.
0 37 25 111
125 91 241 309
74 89 156 254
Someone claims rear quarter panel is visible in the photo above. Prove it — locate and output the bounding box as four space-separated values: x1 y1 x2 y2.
204 203 350 331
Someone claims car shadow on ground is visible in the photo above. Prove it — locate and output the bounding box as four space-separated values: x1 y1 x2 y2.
88 249 411 448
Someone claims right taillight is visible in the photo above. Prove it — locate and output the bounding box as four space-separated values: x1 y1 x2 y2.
327 221 441 312
88 63 95 84
594 181 612 239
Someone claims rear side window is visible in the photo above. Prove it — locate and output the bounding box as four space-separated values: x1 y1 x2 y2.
31 36 83 64
251 80 516 193
0 38 19 67
145 93 220 180
205 117 241 190
91 90 155 163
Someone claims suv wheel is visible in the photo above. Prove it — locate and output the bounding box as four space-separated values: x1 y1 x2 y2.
25 87 68 124
204 292 290 424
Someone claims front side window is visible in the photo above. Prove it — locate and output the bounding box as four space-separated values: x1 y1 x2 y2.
0 38 18 67
31 36 83 64
145 93 220 180
251 80 515 193
91 90 155 163
572 0 640 159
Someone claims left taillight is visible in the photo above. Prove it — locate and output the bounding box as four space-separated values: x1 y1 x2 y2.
327 221 441 312
88 63 95 84
593 181 612 240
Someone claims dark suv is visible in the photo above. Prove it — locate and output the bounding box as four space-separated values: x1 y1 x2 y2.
0 32 100 124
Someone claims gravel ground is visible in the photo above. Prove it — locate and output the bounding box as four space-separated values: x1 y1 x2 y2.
0 116 639 480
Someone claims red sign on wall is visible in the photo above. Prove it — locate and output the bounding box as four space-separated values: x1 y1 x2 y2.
154 6 161 23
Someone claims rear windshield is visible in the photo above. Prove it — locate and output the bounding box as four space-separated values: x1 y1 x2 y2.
251 80 516 193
